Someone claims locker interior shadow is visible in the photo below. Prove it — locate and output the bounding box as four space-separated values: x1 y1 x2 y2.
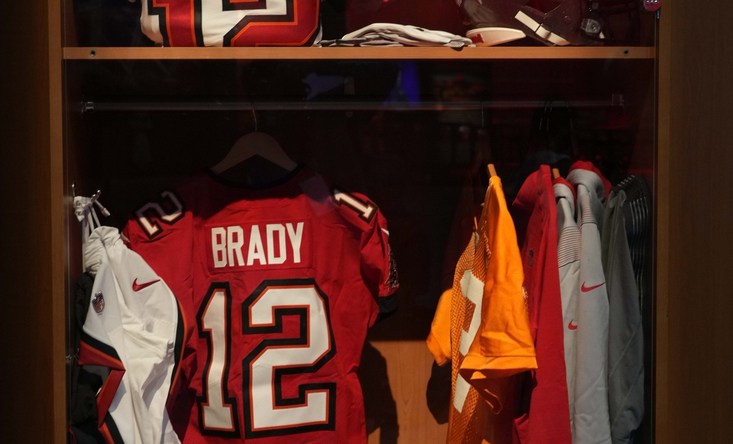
358 341 398 444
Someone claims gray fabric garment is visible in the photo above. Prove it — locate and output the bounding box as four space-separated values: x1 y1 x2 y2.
602 188 645 444
616 175 652 315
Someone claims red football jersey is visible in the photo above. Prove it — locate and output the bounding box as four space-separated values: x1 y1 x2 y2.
139 0 322 47
123 168 399 443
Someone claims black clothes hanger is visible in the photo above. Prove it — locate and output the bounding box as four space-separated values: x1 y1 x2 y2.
209 108 298 185
209 131 297 175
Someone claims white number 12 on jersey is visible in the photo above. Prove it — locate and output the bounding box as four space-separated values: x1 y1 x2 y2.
198 279 336 438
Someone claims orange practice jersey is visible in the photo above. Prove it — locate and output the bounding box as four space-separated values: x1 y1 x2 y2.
427 176 537 444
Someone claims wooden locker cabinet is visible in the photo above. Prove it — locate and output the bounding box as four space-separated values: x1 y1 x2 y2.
3 1 731 443
61 47 657 444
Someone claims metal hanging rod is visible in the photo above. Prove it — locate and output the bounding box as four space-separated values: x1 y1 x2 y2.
80 95 624 113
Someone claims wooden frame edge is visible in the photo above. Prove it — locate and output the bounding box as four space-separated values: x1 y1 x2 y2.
62 46 656 61
48 0 67 442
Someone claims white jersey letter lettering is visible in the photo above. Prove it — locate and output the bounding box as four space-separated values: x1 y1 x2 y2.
212 227 227 268
247 225 266 265
266 224 287 265
286 222 304 264
227 226 245 267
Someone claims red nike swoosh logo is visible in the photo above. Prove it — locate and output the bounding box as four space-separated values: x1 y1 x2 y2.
580 281 605 292
568 321 578 331
132 278 160 292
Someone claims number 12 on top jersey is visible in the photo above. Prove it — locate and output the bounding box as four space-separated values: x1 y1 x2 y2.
141 0 322 47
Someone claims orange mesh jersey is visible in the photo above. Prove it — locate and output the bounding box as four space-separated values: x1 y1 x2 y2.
427 176 537 444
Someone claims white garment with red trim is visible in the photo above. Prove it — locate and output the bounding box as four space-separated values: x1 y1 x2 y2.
554 177 580 437
80 226 181 444
566 162 612 444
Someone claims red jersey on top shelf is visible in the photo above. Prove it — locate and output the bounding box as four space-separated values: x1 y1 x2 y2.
123 167 399 443
139 0 322 47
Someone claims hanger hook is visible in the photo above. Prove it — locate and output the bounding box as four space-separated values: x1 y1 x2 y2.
250 102 258 132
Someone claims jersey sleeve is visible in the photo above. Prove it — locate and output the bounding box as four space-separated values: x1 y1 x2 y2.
426 288 453 366
121 189 192 303
361 207 400 299
461 179 538 381
331 188 400 300
120 189 198 410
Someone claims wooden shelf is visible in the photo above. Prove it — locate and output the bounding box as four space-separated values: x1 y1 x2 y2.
63 46 656 61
